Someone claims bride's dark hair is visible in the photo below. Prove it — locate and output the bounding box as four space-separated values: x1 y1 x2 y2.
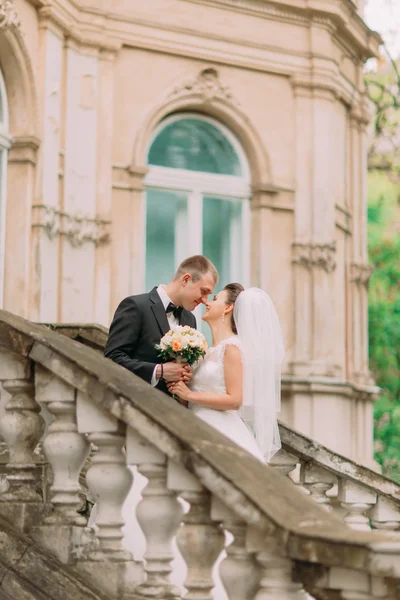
223 283 245 335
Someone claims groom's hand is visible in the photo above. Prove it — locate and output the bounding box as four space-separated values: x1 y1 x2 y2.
161 362 192 383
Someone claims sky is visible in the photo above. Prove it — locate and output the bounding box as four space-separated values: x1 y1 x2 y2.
364 0 400 60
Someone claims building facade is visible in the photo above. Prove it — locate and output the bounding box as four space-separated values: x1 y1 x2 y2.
0 0 380 465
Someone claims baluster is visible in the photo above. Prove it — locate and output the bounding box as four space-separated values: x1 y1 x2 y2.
328 568 388 600
85 429 132 558
300 463 337 511
35 365 90 525
169 461 225 600
247 527 308 599
338 480 376 531
75 391 143 598
0 350 45 531
29 366 93 563
296 565 389 600
126 426 183 599
270 449 299 478
369 496 400 531
211 497 261 600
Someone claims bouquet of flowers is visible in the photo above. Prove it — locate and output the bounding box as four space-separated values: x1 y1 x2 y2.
155 325 208 366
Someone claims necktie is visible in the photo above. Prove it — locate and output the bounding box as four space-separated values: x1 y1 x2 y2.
166 302 183 321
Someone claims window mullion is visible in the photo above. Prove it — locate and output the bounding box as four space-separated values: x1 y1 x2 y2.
188 188 203 256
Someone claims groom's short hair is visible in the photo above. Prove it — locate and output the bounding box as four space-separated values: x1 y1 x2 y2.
174 255 219 284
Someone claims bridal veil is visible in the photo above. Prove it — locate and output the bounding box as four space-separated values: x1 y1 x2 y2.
234 288 285 462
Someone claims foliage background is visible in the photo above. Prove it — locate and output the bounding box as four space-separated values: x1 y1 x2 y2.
368 169 400 480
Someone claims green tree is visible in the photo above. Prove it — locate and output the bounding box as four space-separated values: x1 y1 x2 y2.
368 171 400 479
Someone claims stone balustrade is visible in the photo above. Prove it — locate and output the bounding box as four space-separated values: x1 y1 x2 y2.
272 424 400 534
1 312 400 599
49 323 400 535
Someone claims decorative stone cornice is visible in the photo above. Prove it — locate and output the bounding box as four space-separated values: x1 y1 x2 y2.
169 68 239 106
292 242 336 273
32 205 111 247
0 0 20 29
351 262 375 288
181 0 381 59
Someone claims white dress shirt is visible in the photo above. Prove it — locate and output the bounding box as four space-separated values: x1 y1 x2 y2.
151 285 180 386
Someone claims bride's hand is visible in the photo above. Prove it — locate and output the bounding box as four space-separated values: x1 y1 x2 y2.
168 381 192 401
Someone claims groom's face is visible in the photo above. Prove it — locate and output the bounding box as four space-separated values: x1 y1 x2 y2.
180 272 215 311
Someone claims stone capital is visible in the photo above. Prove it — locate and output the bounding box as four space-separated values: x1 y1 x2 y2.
112 164 148 192
0 0 20 29
292 242 336 273
32 204 111 247
8 136 40 166
350 262 374 288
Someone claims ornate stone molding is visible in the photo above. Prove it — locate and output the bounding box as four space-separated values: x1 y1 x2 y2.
350 262 375 288
181 0 380 59
292 242 336 273
169 68 239 106
32 205 111 247
0 0 20 29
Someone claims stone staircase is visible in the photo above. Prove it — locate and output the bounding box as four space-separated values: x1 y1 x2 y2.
1 310 400 599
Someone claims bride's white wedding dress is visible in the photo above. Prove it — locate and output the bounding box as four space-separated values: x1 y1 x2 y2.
188 336 263 461
103 336 263 599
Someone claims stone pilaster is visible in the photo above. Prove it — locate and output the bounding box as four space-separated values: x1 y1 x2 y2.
291 241 339 377
291 79 340 378
250 184 279 290
111 164 148 310
349 99 374 386
4 136 40 319
94 48 117 326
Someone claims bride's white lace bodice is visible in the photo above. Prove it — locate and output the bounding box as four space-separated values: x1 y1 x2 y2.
188 336 241 413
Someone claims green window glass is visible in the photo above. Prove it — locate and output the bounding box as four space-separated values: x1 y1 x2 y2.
148 118 242 175
202 196 243 292
145 189 188 291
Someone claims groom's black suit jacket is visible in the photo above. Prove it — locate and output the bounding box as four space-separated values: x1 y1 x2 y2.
104 287 197 396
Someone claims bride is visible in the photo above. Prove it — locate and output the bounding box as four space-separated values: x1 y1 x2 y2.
169 283 284 464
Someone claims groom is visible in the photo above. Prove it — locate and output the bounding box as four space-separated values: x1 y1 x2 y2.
105 255 218 396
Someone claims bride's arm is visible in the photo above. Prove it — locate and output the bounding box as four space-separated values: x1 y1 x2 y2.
169 345 243 411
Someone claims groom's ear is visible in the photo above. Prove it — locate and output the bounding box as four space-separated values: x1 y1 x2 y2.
182 273 191 285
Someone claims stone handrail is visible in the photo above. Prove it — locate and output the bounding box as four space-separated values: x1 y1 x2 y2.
1 310 400 599
51 322 400 532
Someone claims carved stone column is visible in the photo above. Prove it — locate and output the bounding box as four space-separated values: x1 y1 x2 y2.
338 480 376 531
369 496 400 531
0 349 45 531
247 527 308 599
300 463 337 511
296 564 389 600
30 366 93 564
212 498 261 600
168 461 225 600
75 392 143 598
126 426 183 599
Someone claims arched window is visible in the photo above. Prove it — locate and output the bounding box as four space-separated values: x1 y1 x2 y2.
145 114 251 307
0 68 11 308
